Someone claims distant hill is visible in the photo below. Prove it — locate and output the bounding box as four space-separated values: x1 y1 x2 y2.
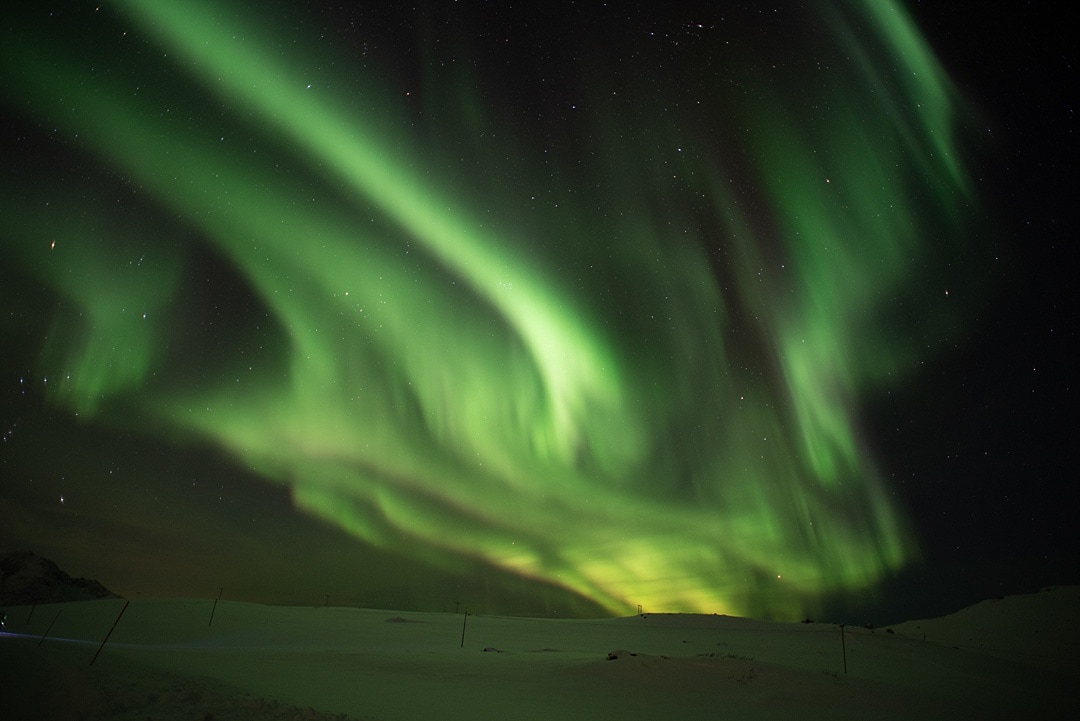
0 550 120 605
890 585 1080 669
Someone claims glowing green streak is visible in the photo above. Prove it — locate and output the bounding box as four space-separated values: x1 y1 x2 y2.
703 1 976 490
1 191 183 414
113 0 633 472
0 0 978 618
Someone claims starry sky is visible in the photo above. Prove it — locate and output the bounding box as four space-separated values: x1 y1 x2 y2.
1 1 1075 623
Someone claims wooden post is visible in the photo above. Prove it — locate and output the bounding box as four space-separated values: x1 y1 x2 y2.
840 624 848 674
460 610 469 648
209 587 224 627
38 609 62 647
90 601 130 666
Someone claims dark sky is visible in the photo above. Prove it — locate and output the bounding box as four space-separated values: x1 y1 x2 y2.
1 1 1075 624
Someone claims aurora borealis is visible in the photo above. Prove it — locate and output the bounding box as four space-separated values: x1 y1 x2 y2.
5 1 1069 621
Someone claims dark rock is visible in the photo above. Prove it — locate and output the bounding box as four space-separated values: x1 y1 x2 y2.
606 649 637 660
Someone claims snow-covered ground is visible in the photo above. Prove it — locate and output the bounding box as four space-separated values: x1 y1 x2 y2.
1 587 1075 720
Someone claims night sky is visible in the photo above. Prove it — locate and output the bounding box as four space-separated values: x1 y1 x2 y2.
1 1 1075 624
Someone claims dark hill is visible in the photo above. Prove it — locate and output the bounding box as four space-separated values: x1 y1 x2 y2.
0 550 120 605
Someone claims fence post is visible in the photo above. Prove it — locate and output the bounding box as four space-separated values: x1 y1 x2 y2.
839 624 848 674
90 600 130 666
209 587 224 627
38 609 62 646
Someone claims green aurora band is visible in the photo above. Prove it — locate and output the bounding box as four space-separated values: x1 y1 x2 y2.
1 0 980 618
